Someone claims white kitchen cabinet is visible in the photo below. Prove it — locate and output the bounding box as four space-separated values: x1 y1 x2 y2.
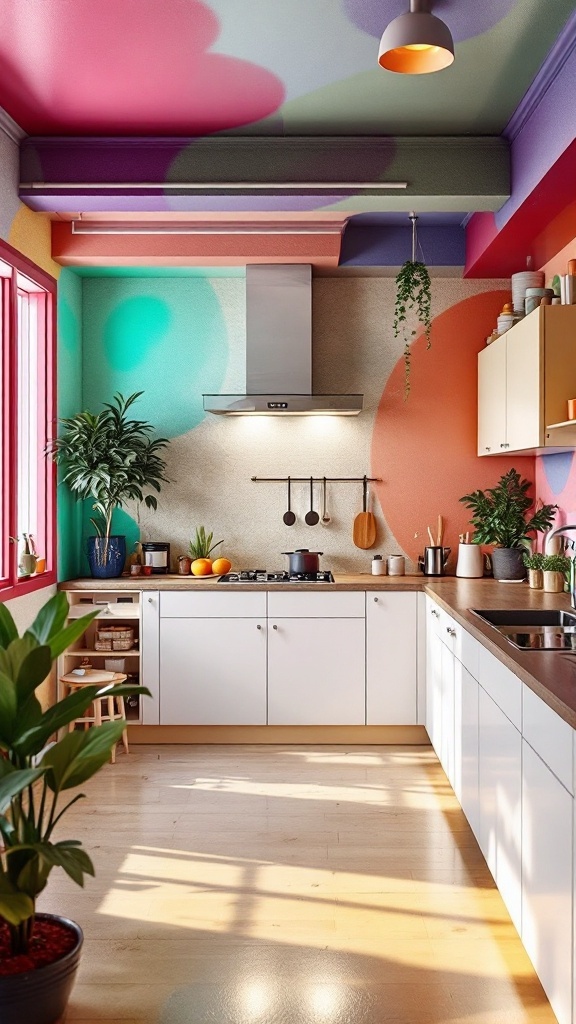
425 601 443 757
159 617 267 724
141 591 160 725
267 617 365 725
456 662 480 837
522 740 573 1024
478 306 576 455
478 332 507 455
439 639 455 786
478 685 522 933
366 592 417 725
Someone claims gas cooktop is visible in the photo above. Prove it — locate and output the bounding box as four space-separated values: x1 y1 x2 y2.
218 570 334 584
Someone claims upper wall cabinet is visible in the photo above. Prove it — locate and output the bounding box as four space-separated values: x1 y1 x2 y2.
478 307 576 456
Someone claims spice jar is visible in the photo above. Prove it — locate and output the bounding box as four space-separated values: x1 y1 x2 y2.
178 555 192 575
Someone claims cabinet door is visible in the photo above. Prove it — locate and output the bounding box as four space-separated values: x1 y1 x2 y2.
141 591 160 725
478 686 522 933
506 316 542 451
522 741 573 1024
159 617 267 724
366 592 417 724
425 609 443 756
268 618 365 725
440 641 455 785
478 335 507 455
456 663 479 837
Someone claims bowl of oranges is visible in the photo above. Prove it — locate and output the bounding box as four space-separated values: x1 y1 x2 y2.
188 527 232 577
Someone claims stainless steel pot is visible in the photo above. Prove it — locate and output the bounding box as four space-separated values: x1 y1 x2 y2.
282 549 323 573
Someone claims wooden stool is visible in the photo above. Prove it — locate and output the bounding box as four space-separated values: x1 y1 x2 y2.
60 672 129 764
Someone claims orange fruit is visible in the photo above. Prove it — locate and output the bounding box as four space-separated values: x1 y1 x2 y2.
212 557 232 575
191 558 213 576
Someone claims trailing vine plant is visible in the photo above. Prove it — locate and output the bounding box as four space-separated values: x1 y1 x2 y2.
393 213 432 399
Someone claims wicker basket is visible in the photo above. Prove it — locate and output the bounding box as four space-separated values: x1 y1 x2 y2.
95 626 134 652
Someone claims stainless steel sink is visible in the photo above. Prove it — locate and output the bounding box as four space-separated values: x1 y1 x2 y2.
471 608 576 651
472 609 576 628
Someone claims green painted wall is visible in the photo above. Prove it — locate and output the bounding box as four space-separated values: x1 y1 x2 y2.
57 268 83 580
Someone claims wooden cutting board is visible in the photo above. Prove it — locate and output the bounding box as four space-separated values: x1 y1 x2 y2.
353 478 377 549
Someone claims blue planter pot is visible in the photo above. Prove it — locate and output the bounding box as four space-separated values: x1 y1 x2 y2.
87 536 126 578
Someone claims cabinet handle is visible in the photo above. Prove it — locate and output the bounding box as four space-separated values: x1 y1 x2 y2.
373 597 378 603
257 624 262 630
272 624 278 630
446 627 456 637
485 446 491 452
500 442 509 449
147 597 153 604
431 609 439 618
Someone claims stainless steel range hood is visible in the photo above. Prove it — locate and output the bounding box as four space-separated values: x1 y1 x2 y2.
203 264 363 416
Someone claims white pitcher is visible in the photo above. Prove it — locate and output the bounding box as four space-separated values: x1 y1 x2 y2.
456 543 483 578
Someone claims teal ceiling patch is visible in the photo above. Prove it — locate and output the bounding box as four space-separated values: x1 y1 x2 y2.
82 278 228 438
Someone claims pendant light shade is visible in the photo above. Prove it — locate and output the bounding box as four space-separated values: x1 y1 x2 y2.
378 0 454 75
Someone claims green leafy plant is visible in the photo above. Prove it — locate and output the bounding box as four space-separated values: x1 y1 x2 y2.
393 260 432 400
541 554 572 575
189 527 223 561
48 392 169 543
0 592 149 956
459 469 557 549
523 551 545 570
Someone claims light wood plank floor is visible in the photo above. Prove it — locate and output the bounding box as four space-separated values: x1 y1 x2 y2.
40 745 557 1024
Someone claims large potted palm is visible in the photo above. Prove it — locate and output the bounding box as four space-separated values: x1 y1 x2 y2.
0 592 148 1024
49 392 169 578
460 469 557 581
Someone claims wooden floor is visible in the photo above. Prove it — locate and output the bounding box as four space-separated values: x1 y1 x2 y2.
41 744 557 1024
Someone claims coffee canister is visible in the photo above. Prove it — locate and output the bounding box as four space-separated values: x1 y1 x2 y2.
371 555 386 576
387 554 405 576
141 542 170 574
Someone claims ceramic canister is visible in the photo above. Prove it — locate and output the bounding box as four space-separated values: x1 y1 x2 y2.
455 543 484 579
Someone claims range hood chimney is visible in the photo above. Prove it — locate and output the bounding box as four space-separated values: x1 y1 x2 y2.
203 264 363 415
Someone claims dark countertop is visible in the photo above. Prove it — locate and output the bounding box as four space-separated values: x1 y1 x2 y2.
59 574 576 729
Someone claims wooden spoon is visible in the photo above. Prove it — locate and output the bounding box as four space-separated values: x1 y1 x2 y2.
353 476 377 549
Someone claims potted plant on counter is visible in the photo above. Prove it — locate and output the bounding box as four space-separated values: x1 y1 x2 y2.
523 551 545 589
0 592 149 1024
459 469 557 581
541 553 572 593
49 392 169 578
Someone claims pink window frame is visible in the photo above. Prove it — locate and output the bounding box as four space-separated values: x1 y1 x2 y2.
0 238 56 601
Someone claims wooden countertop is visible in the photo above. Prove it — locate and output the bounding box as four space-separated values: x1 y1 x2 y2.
59 574 576 729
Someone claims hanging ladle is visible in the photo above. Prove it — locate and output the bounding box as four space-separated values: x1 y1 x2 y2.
283 476 296 526
305 477 319 526
321 477 331 525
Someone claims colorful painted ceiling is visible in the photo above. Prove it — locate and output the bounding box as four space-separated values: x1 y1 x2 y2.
0 0 572 137
4 0 576 274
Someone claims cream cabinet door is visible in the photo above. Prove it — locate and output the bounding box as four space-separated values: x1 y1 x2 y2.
506 317 542 451
267 618 365 725
478 336 507 455
159 617 267 724
366 592 417 724
522 741 573 1024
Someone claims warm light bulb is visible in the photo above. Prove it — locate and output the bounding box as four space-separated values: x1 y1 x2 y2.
404 43 438 51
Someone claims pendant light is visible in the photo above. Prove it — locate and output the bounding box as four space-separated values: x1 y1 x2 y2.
378 0 454 75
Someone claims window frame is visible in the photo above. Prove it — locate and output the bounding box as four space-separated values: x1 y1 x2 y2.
0 238 56 601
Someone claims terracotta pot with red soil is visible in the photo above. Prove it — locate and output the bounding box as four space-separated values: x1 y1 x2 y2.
0 914 83 1024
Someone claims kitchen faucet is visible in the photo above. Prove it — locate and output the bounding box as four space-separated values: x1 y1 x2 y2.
544 525 576 608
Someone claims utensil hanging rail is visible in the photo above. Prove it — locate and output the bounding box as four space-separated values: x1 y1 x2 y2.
251 476 382 483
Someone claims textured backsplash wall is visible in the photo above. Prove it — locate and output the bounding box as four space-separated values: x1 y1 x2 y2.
76 272 529 575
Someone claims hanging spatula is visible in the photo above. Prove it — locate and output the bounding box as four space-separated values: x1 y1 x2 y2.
353 476 377 549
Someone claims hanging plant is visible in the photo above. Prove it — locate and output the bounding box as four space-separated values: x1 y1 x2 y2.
392 214 432 399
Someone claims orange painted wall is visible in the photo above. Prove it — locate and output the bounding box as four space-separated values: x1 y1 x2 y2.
371 290 535 565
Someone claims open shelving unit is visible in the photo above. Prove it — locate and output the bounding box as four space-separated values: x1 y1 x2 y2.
59 589 143 722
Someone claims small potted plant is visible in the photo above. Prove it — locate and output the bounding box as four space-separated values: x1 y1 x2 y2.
0 592 148 1024
188 526 227 577
49 392 169 578
460 469 558 581
523 551 545 589
541 553 572 593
